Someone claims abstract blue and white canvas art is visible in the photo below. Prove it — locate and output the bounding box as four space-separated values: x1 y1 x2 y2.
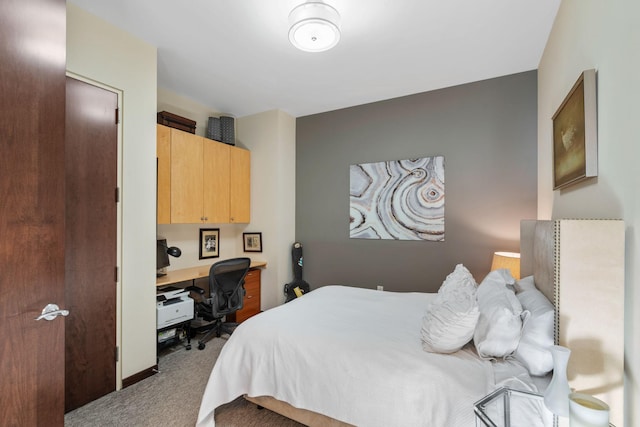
349 156 444 241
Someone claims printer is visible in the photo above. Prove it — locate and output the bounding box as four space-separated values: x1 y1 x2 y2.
156 288 194 329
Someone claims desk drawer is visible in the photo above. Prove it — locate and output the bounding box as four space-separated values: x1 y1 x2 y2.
228 269 261 323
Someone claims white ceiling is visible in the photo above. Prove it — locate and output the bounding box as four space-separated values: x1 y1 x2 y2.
69 0 560 118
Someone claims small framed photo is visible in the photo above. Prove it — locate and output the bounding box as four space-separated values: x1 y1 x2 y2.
199 228 220 259
243 232 263 253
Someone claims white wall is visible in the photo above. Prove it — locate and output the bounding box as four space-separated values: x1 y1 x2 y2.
237 110 296 309
67 4 158 380
538 0 640 424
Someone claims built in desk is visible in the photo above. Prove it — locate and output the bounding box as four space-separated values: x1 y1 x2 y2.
155 260 267 287
156 260 267 332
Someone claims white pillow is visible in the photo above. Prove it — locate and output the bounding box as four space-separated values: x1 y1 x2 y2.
421 264 479 354
515 275 536 293
473 269 524 359
438 263 478 296
513 281 555 376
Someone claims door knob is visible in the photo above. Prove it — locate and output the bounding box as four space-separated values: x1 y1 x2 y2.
35 303 70 321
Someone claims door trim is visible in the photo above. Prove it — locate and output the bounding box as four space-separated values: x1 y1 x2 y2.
66 71 124 389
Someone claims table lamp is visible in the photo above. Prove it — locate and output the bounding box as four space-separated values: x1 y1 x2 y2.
491 251 521 280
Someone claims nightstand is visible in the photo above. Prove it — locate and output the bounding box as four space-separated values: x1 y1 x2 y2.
474 388 615 427
474 387 547 427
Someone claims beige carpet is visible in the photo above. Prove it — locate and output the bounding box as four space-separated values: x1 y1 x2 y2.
64 336 303 427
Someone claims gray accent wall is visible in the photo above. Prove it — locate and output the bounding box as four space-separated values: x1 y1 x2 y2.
295 71 537 293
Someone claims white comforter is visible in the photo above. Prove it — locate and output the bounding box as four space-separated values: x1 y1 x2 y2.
196 285 530 426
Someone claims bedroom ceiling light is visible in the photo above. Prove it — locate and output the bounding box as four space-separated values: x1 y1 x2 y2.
491 251 521 279
288 1 341 52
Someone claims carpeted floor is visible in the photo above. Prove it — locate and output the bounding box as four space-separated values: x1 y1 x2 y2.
64 336 303 427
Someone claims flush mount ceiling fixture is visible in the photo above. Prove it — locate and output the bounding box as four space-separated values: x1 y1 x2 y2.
288 1 341 52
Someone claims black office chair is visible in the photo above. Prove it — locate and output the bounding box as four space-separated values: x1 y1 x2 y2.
186 257 251 350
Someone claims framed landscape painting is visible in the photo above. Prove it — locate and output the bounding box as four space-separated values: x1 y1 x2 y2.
552 69 598 190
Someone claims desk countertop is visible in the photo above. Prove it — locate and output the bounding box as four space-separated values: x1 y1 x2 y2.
156 260 267 287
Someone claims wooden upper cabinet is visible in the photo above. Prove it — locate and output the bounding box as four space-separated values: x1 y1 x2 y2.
157 125 171 224
230 146 250 223
170 129 204 223
203 139 230 223
156 124 251 224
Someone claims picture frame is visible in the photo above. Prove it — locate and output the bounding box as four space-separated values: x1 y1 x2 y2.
552 69 598 190
243 232 263 253
199 228 220 259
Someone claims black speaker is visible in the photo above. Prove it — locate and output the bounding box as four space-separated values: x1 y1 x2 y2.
206 116 221 141
220 115 235 145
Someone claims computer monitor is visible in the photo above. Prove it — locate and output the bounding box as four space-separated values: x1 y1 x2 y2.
157 238 170 276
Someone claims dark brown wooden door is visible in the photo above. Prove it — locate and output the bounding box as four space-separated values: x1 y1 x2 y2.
64 77 118 412
0 0 67 425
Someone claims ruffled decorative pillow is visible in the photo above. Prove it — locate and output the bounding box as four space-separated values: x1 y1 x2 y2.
421 264 479 354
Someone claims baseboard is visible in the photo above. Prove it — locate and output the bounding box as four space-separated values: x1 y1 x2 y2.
122 365 158 388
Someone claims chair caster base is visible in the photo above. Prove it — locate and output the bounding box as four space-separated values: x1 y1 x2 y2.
198 342 206 350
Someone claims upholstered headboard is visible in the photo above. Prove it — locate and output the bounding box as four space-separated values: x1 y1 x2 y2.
520 220 555 305
519 219 625 427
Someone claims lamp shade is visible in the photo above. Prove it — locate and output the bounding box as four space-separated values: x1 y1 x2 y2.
288 2 341 52
491 251 521 279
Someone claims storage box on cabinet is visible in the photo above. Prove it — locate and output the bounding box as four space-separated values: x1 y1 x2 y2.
157 111 197 134
156 125 250 224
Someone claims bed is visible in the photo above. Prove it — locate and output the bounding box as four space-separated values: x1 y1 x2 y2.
195 221 561 427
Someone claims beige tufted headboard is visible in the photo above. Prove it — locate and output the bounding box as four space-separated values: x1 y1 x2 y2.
520 220 555 305
519 219 625 427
